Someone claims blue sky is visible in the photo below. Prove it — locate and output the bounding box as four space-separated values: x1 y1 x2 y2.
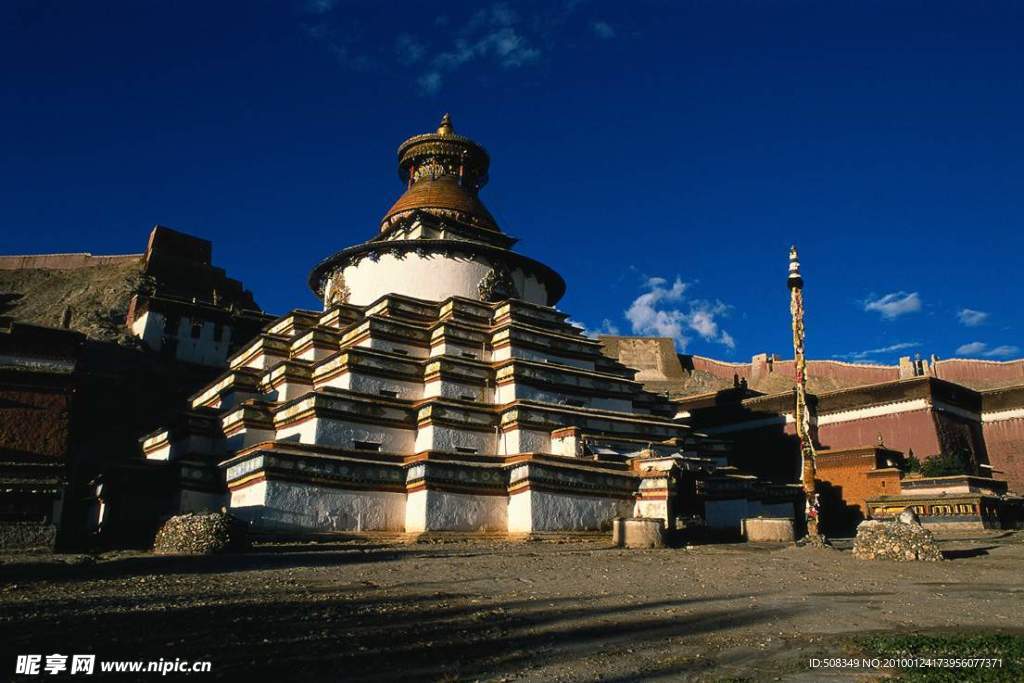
2 0 1022 363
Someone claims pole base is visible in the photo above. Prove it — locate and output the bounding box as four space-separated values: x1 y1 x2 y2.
796 533 831 549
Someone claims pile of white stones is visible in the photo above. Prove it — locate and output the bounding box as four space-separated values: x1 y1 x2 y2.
852 510 943 562
153 512 249 555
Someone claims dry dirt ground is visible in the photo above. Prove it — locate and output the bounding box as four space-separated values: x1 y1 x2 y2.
2 531 1023 681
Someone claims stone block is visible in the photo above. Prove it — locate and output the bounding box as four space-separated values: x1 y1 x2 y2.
742 517 795 542
612 517 665 548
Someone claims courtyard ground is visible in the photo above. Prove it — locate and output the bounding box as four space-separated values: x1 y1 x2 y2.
2 531 1023 681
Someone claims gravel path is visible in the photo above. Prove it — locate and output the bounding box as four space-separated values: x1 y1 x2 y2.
2 532 1022 681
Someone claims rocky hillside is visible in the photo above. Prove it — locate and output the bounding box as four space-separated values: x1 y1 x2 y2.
0 257 145 342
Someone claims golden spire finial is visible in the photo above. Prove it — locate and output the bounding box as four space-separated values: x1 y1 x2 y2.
437 113 454 136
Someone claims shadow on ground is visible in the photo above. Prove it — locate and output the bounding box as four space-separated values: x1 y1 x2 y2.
1 550 800 681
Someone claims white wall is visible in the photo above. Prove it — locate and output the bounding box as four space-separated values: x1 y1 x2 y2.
496 382 631 412
231 479 405 531
276 417 415 451
414 424 496 454
406 489 507 532
635 499 670 523
501 427 550 454
422 378 492 403
223 427 274 453
430 341 491 363
133 311 235 366
705 499 750 531
339 253 551 307
357 337 429 359
509 489 631 532
492 344 595 371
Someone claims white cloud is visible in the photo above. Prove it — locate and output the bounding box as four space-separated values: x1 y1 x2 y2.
835 342 920 361
956 341 988 355
417 71 443 95
957 308 989 327
955 341 1021 358
303 0 337 14
568 318 620 338
624 276 736 351
304 1 614 95
410 2 541 94
591 20 615 39
300 22 374 71
864 291 922 320
395 33 426 65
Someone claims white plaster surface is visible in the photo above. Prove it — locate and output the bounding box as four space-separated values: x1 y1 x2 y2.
132 311 234 366
414 424 496 454
502 428 550 454
635 499 670 523
223 427 274 453
430 341 491 363
507 490 533 533
358 337 429 359
492 345 594 370
232 479 405 531
406 489 507 532
423 378 490 402
340 253 550 307
510 489 631 532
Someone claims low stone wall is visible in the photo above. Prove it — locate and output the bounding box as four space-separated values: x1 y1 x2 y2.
852 519 942 561
0 522 57 551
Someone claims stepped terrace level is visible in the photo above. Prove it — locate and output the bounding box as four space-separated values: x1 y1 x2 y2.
142 292 741 533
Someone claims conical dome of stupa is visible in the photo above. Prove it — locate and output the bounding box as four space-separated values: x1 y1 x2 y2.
380 114 499 232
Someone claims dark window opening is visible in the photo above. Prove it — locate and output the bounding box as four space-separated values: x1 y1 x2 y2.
461 352 477 359
378 389 399 398
353 441 382 452
459 394 476 401
213 323 224 342
391 347 409 356
190 321 202 339
566 399 587 408
455 447 478 454
163 315 180 335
